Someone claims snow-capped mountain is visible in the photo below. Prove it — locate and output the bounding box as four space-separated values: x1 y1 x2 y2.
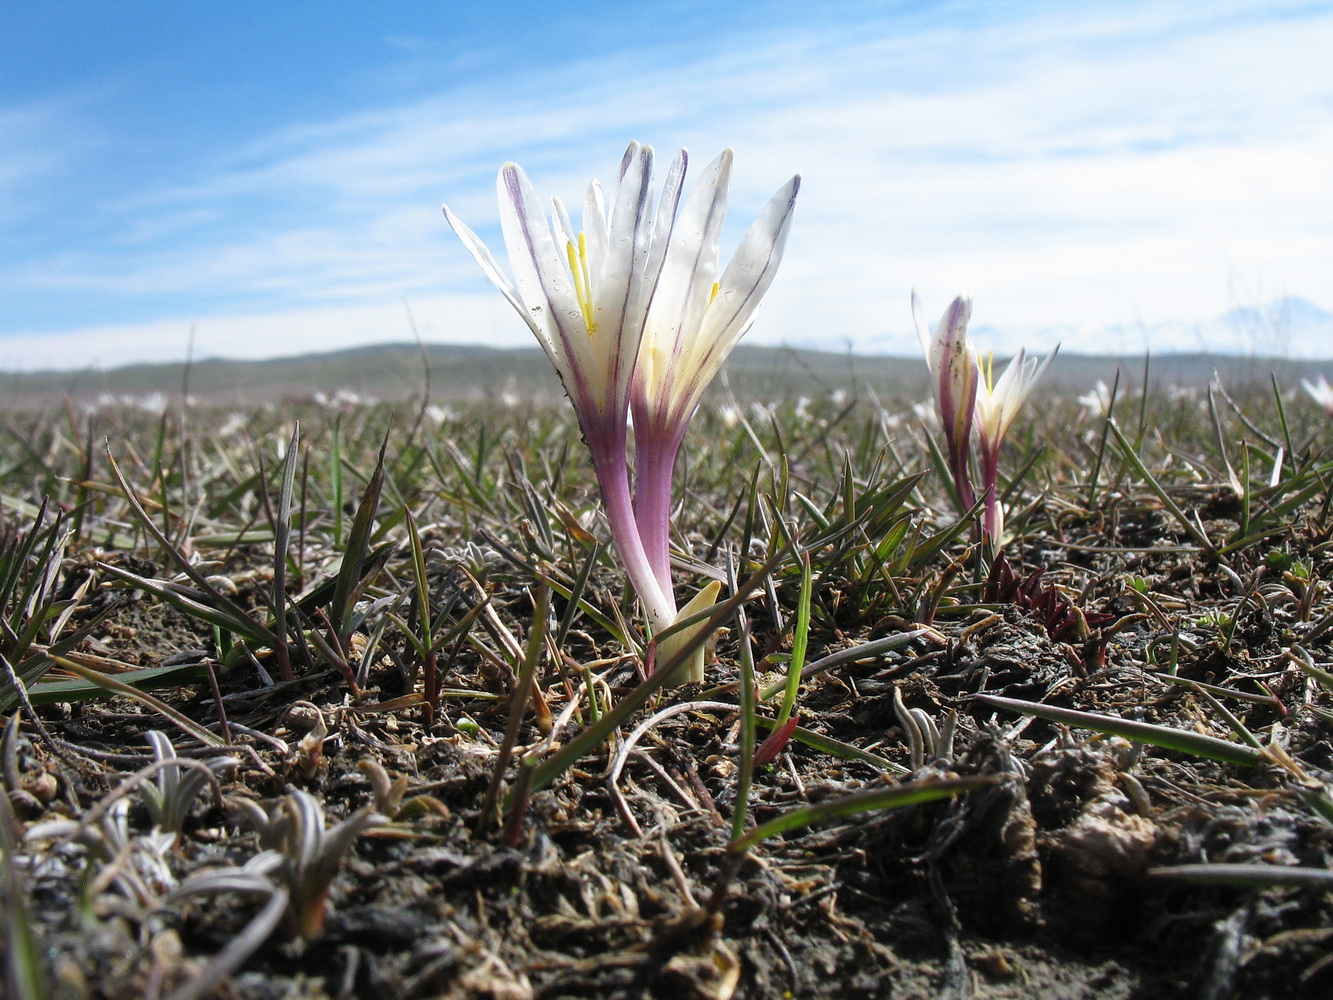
793 297 1333 359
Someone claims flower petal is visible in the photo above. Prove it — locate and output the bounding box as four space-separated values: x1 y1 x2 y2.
638 149 732 400
680 173 802 414
912 290 932 370
979 344 1058 446
594 143 654 379
441 204 544 343
934 296 979 448
496 163 601 412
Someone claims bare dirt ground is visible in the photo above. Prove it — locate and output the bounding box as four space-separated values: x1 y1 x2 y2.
5 396 1333 1000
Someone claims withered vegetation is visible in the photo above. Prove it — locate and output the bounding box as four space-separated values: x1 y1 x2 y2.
2 371 1332 999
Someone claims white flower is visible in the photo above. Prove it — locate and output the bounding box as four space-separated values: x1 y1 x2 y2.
915 294 980 510
915 292 1057 548
445 142 799 684
974 346 1058 457
445 143 662 444
424 404 454 425
632 149 800 449
1078 379 1112 418
1302 374 1333 417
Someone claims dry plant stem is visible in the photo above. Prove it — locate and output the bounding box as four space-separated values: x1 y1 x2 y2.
0 653 74 771
48 654 225 747
481 582 550 832
202 658 230 744
528 547 788 797
608 700 738 837
731 576 758 842
310 608 360 695
501 758 536 848
72 756 226 843
166 882 290 1000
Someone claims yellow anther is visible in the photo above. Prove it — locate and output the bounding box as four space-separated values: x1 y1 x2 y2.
566 240 581 291
709 281 720 306
566 234 597 332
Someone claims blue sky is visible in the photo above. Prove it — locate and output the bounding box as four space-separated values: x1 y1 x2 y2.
3 0 1331 369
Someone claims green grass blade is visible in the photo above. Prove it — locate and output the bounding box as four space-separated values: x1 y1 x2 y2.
331 435 388 642
47 654 225 746
976 693 1262 766
753 716 909 775
1107 420 1218 558
730 775 997 852
731 564 757 841
774 550 811 728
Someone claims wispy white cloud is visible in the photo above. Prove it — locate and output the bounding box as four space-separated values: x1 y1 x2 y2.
0 293 527 372
3 0 1332 366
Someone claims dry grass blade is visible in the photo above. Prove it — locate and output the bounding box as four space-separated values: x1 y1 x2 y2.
47 653 225 746
166 873 290 1000
1 774 49 1000
5 363 1333 997
1148 863 1333 889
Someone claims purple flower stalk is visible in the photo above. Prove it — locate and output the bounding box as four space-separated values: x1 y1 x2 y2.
445 143 799 683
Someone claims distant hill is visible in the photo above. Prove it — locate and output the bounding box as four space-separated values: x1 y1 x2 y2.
1 341 1329 410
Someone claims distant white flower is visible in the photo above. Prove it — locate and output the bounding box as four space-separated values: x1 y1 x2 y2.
1302 374 1333 417
219 412 249 438
749 400 777 423
911 398 937 426
1078 380 1113 418
313 388 372 411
